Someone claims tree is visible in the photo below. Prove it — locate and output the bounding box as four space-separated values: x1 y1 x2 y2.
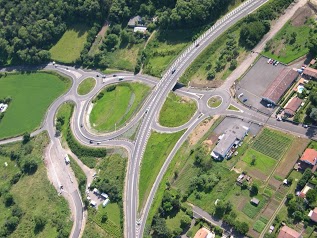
22 133 31 144
293 211 303 222
235 221 249 235
310 108 317 121
101 213 108 223
306 189 317 204
230 59 237 70
250 184 259 196
251 156 256 166
240 20 270 48
5 216 19 233
4 194 14 207
207 70 216 80
34 215 46 232
286 193 294 201
103 34 119 51
21 157 38 174
180 215 191 229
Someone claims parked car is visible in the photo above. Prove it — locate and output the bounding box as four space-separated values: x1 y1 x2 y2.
267 58 272 64
171 69 176 74
243 98 248 103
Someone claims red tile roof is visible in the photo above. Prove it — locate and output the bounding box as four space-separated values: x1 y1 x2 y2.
277 226 301 238
309 207 317 222
300 149 317 166
284 97 302 116
303 67 317 79
262 69 298 104
194 228 209 238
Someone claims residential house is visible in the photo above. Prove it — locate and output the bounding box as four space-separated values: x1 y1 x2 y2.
299 148 317 172
211 124 249 160
303 67 317 80
277 225 302 238
284 97 302 117
308 207 317 222
236 173 252 186
128 16 143 27
194 228 215 238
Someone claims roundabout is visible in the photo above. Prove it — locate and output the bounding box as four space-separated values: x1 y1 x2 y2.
208 95 223 109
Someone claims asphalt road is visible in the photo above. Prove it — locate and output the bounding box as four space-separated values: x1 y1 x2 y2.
2 0 315 238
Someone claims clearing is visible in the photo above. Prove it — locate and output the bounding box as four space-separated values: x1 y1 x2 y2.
159 93 197 127
50 24 90 63
0 72 70 139
90 82 150 132
77 77 96 95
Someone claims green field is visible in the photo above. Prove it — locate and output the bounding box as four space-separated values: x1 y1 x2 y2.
241 149 277 176
90 83 150 132
252 129 292 160
166 210 190 233
0 72 70 139
143 29 202 77
77 77 96 95
208 96 222 108
227 104 240 111
263 19 315 64
139 131 184 210
56 102 74 143
242 195 266 219
159 93 197 127
253 217 268 233
50 24 90 63
0 133 72 237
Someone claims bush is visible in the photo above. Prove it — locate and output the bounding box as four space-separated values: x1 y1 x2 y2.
21 157 38 175
4 193 14 207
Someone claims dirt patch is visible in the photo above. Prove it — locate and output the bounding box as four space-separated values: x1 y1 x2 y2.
249 229 260 238
202 140 214 153
180 95 193 103
268 177 282 190
290 4 314 26
275 137 309 178
189 115 220 146
237 196 248 211
262 198 280 219
190 80 223 88
98 21 109 37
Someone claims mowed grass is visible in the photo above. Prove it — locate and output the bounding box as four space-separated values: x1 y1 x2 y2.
208 96 222 108
227 104 240 111
77 77 96 95
252 128 292 160
139 130 184 210
90 83 150 132
242 195 266 219
50 24 89 63
241 149 277 176
166 210 189 232
159 93 197 127
253 217 268 233
0 72 70 139
0 133 72 237
262 19 314 64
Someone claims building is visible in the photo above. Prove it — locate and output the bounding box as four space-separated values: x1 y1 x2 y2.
101 193 109 199
262 69 299 105
194 228 215 238
211 124 249 160
298 183 313 198
102 198 110 207
300 148 317 167
251 198 260 206
303 67 317 80
128 16 143 27
236 173 252 186
133 26 147 33
308 207 317 222
284 97 302 117
277 225 302 238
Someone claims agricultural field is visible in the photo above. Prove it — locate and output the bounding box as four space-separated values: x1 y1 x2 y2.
251 129 292 160
263 5 316 64
49 24 90 63
90 83 150 132
252 217 268 233
242 195 267 219
0 72 70 139
143 29 203 77
139 130 184 211
159 93 197 127
77 77 96 95
0 133 72 237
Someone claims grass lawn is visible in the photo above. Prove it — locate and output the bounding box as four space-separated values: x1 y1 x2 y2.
227 104 240 111
262 19 315 64
208 96 222 108
77 77 96 95
241 149 277 176
0 72 70 139
139 130 184 210
56 102 74 144
0 133 72 237
253 217 268 233
187 222 201 238
159 93 197 127
242 195 266 219
166 210 189 232
143 29 203 77
252 128 293 160
90 82 150 132
50 24 90 63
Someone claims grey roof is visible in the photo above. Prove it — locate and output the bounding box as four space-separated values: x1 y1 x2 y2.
251 198 260 204
212 124 249 158
128 16 142 26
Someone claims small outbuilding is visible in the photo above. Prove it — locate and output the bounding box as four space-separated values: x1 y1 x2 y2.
251 198 260 206
101 193 109 199
102 198 110 208
133 26 147 33
308 207 317 222
128 16 143 27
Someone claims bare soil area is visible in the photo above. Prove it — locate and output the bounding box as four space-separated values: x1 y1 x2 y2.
291 4 314 26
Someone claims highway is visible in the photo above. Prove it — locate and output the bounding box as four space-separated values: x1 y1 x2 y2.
1 0 315 238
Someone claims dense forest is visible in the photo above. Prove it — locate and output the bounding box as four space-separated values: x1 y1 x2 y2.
0 0 238 66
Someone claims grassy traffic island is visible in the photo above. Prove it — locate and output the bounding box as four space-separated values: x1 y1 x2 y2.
0 71 70 139
159 93 197 127
0 132 72 237
208 96 222 108
90 82 150 132
77 77 96 95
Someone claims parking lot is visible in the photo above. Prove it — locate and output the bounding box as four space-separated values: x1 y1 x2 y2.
236 56 286 115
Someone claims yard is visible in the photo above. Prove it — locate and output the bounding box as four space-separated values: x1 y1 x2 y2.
49 24 90 63
0 133 72 237
139 130 184 211
262 5 316 64
159 93 197 127
242 195 267 219
90 82 150 132
77 77 96 95
0 72 70 139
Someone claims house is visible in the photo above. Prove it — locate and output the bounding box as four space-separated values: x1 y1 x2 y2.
284 97 302 117
128 16 143 27
299 149 317 172
133 26 147 33
277 225 302 238
93 188 100 195
90 200 97 207
236 173 252 186
102 198 110 208
101 193 108 199
211 124 249 160
308 207 317 222
303 67 317 80
251 198 260 206
298 183 313 198
262 69 299 105
194 228 215 238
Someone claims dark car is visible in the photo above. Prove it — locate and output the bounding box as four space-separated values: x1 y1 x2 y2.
171 69 176 74
89 140 93 144
196 43 200 47
113 74 117 77
243 98 248 103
